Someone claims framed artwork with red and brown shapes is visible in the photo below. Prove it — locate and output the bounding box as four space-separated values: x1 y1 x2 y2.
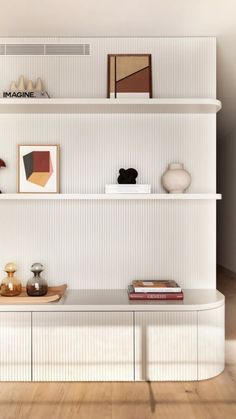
18 145 60 193
107 54 152 98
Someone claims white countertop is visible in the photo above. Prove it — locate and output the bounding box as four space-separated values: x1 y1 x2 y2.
0 289 224 312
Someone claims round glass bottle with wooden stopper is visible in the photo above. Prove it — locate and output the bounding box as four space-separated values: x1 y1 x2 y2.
0 263 22 296
26 263 48 297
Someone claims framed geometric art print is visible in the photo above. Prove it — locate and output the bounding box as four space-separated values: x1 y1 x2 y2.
18 145 60 193
107 54 152 98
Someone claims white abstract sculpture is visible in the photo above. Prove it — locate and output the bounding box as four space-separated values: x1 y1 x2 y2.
8 76 44 92
35 78 43 92
10 81 17 91
17 75 25 92
4 76 49 98
26 80 34 91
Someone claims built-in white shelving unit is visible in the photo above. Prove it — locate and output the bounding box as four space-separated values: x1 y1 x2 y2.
0 98 221 114
0 193 222 200
0 36 224 382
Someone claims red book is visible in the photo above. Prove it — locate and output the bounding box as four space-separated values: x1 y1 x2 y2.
127 285 184 300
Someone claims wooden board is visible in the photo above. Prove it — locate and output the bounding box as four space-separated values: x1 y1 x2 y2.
0 284 67 304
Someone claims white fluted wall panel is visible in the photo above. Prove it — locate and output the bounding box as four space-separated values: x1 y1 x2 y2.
0 37 216 98
0 113 216 194
0 200 216 289
198 305 225 379
32 312 133 381
0 37 217 291
135 311 198 381
0 312 31 381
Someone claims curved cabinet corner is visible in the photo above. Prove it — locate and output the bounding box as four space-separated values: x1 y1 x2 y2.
134 302 225 381
198 304 225 380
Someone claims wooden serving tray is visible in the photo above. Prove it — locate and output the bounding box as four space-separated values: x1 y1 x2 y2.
0 284 67 304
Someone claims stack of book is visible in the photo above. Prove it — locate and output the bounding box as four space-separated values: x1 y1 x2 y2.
127 280 184 300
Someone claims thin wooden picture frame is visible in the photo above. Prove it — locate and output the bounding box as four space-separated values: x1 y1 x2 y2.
107 54 152 98
17 144 60 193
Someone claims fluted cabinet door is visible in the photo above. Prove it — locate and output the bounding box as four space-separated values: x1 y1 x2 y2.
0 312 31 381
135 312 198 381
32 312 134 381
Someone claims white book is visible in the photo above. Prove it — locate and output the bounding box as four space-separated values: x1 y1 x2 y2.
134 286 182 293
105 184 151 194
133 280 182 293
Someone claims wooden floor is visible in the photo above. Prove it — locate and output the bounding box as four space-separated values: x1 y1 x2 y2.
0 268 236 419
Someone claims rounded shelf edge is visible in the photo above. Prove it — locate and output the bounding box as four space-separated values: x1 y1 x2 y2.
0 193 222 200
0 98 222 114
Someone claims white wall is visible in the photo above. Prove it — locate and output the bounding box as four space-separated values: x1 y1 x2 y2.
218 133 236 271
0 0 233 38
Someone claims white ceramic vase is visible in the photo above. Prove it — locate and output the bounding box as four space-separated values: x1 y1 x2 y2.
162 163 191 193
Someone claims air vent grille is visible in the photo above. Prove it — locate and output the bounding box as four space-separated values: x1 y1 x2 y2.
0 43 90 56
45 44 90 55
6 44 44 55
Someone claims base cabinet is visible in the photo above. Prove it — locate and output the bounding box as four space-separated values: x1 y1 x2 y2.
135 312 198 381
32 312 134 381
0 312 31 381
0 304 224 382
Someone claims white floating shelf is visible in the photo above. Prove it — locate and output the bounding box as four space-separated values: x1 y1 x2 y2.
0 193 222 200
0 98 221 114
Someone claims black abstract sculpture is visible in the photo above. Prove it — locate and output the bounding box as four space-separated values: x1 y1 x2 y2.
0 159 6 194
118 168 138 184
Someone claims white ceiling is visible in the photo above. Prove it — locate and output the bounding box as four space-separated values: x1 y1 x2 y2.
0 0 235 139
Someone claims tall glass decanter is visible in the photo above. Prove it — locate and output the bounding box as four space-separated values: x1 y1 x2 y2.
26 263 48 296
0 263 22 296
